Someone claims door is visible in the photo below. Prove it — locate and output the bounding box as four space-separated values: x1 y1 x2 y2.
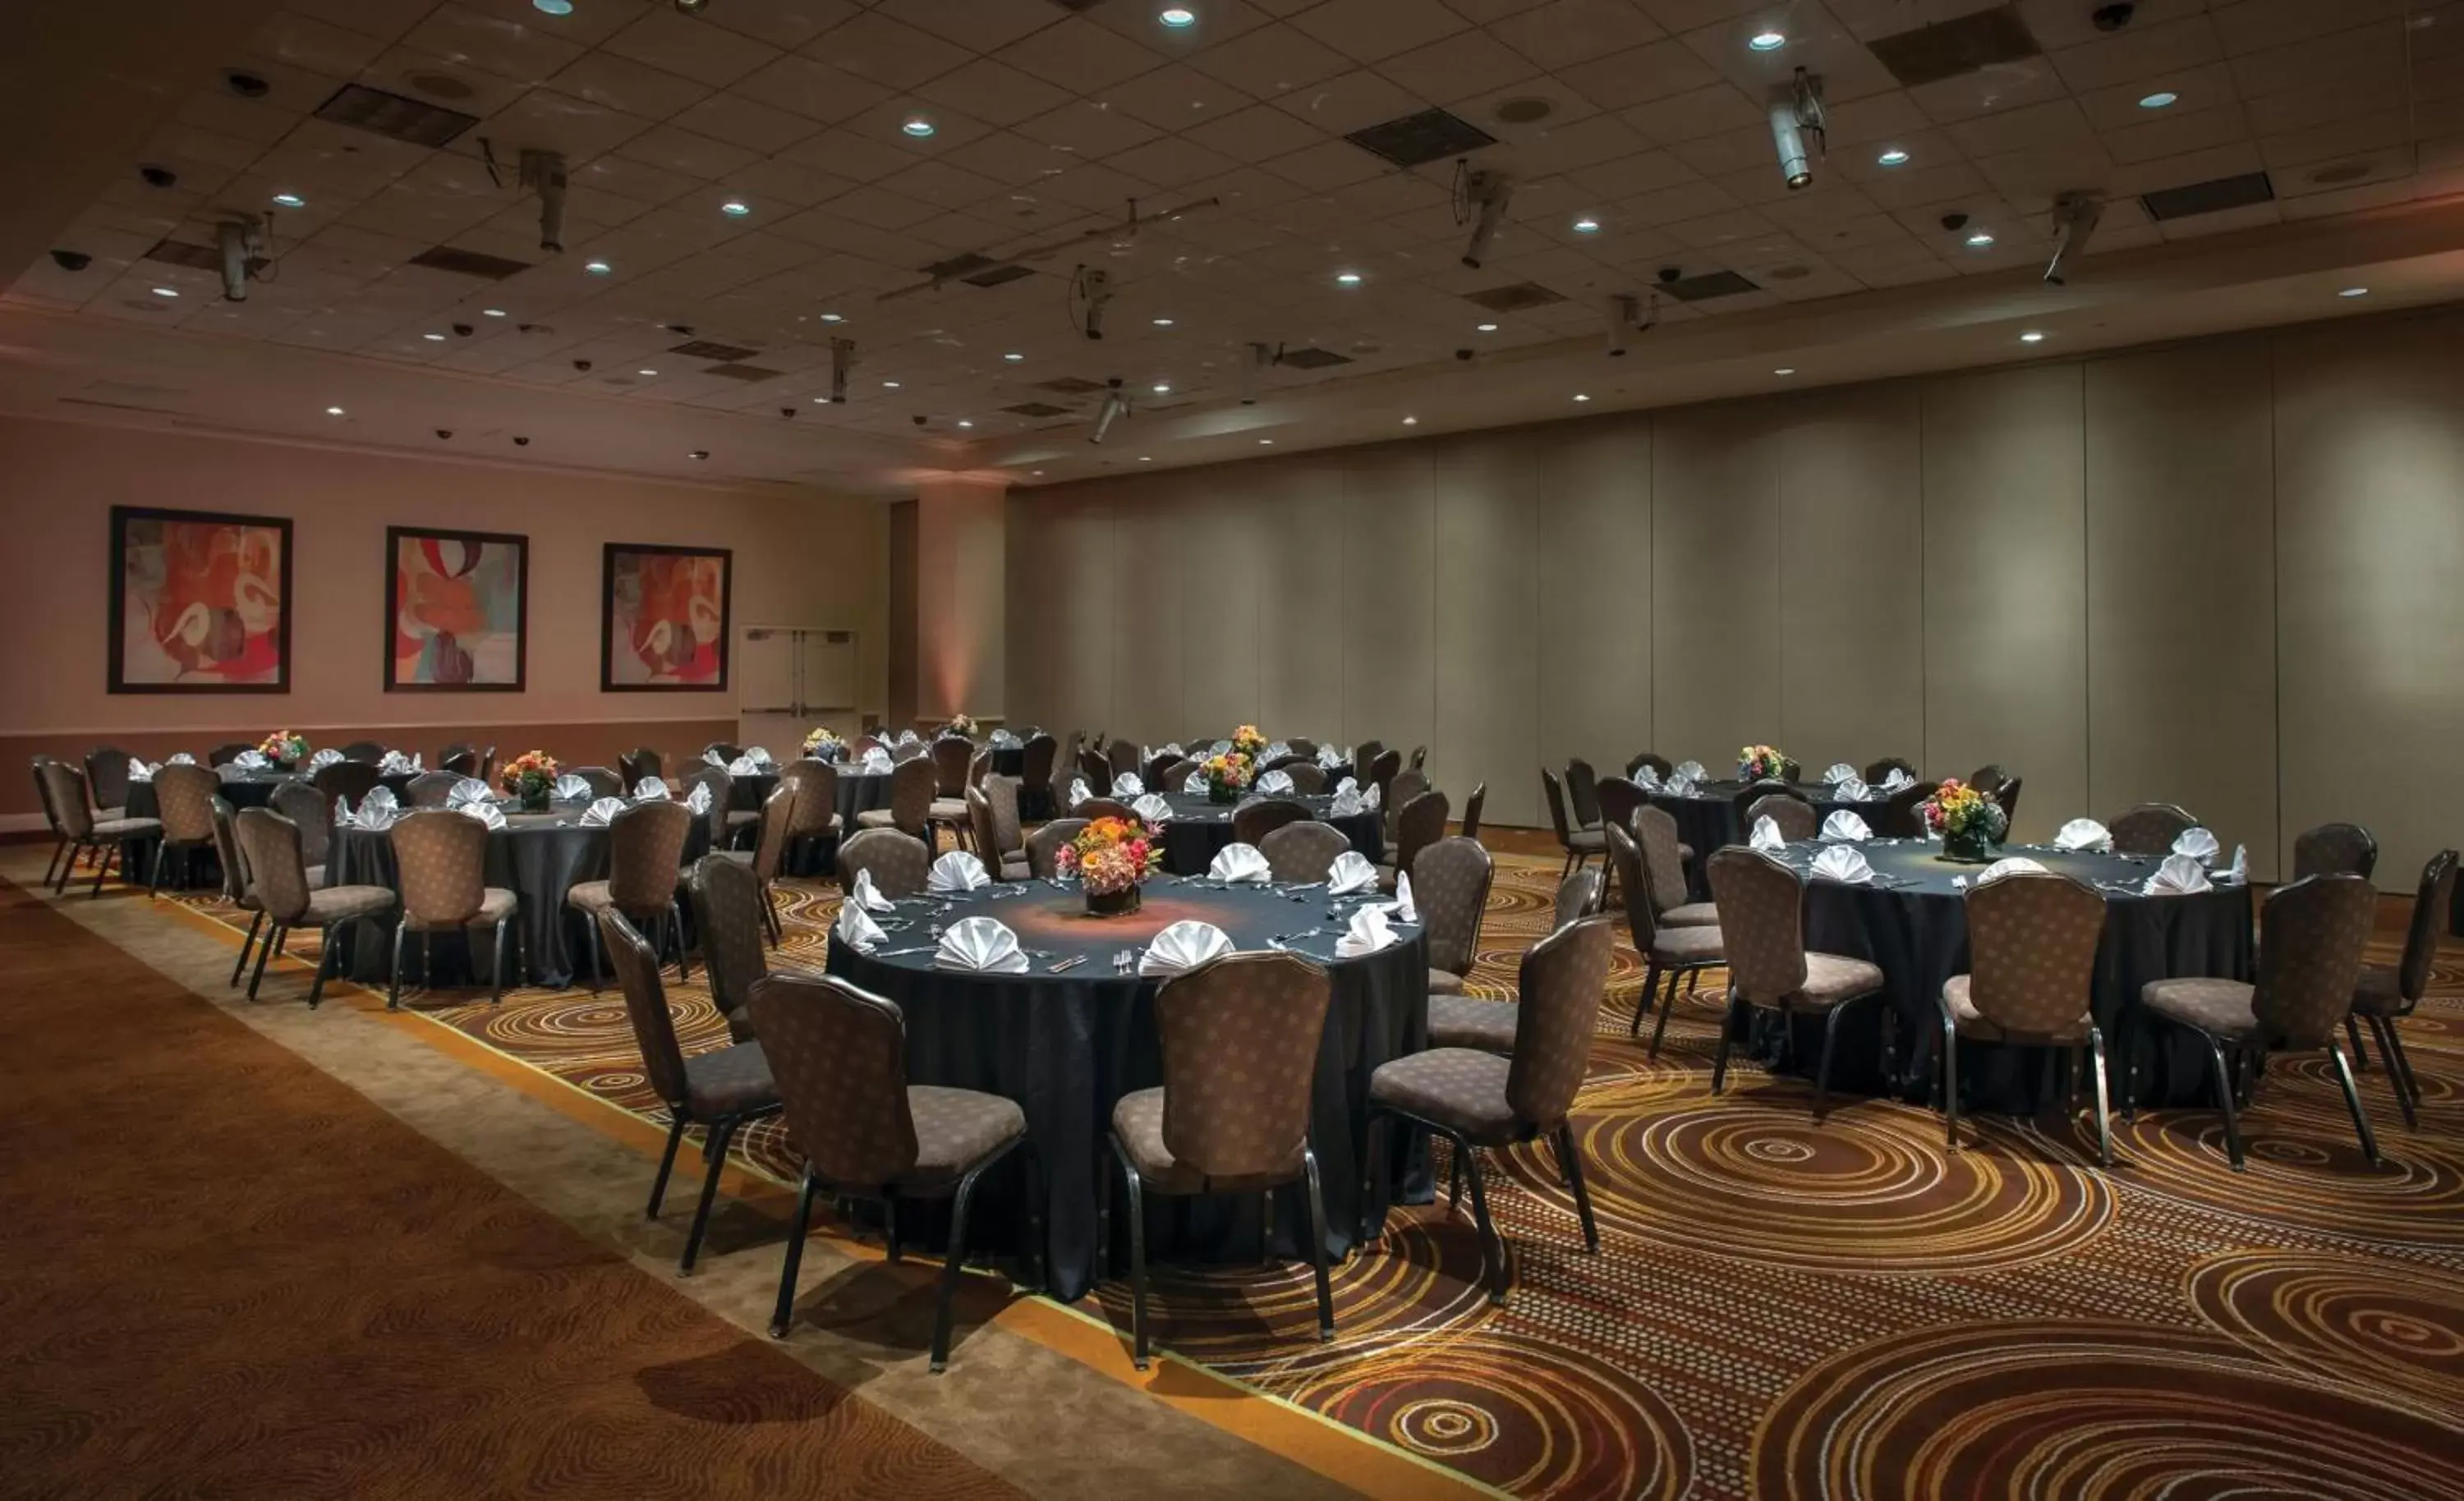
737 627 862 755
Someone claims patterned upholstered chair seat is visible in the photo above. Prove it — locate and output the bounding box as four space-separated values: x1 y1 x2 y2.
1942 975 2089 1044
1426 994 1518 1053
899 1087 1027 1188
1369 1048 1519 1141
2140 978 2267 1040
681 1040 777 1118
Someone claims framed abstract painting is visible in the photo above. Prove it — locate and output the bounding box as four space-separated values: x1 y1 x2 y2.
108 505 292 693
600 543 730 691
385 526 528 691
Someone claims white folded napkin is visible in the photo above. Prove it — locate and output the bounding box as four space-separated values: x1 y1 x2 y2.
167 752 196 764
2145 853 2213 895
1329 789 1365 817
458 801 506 829
1809 845 1875 884
935 916 1027 972
747 747 774 767
704 749 728 767
445 778 492 808
552 773 591 801
1068 778 1091 809
1750 815 1786 853
928 850 990 893
1264 741 1289 760
354 801 398 830
1389 871 1419 924
1183 770 1207 796
1114 773 1144 797
991 730 1021 748
1666 775 1698 797
1209 842 1271 883
235 750 269 769
727 755 761 776
1257 769 1295 795
1363 783 1382 812
1676 760 1706 780
1820 810 1872 842
1634 764 1661 790
1326 850 1379 894
2225 844 2248 884
309 748 342 769
844 870 896 916
1335 905 1399 957
580 796 627 828
1139 920 1234 976
834 898 886 953
1823 762 1856 785
1979 856 2048 884
332 796 352 824
632 777 669 801
1132 792 1174 825
1881 769 1915 792
1157 741 1182 757
1837 778 1872 801
127 757 158 782
1317 746 1342 768
896 730 919 746
1211 740 1232 754
363 786 398 816
218 761 250 782
2053 818 2112 852
860 747 893 773
1335 777 1358 797
683 781 714 815
2172 826 2221 865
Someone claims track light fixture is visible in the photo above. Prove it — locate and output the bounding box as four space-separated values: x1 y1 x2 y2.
1768 68 1827 190
518 149 568 253
673 0 710 13
214 218 264 301
1090 378 1129 444
1240 341 1279 406
2043 191 2104 286
1073 266 1113 341
1606 294 1643 357
1456 164 1513 269
828 337 853 403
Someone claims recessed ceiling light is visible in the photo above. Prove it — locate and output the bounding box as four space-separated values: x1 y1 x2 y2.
1773 366 1795 375
1572 216 1601 233
1158 6 1197 26
638 368 658 375
689 450 708 460
1402 415 1418 425
1258 438 1274 444
271 191 306 209
812 396 829 403
423 332 445 342
2019 331 2045 343
2338 286 2370 297
324 406 345 416
483 307 507 317
532 0 573 13
1002 351 1023 361
1139 455 1153 461
2139 91 2178 109
1572 393 1590 402
1877 149 1910 168
902 117 936 138
819 312 844 323
149 287 178 297
957 419 974 429
1476 322 1498 333
1749 30 1786 52
1965 232 1995 248
719 200 750 217
583 259 612 274
883 380 901 388
1032 470 1045 476
1335 270 1362 285
1152 316 1175 326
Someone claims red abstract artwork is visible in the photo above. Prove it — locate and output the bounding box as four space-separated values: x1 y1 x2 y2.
109 507 292 693
601 544 730 691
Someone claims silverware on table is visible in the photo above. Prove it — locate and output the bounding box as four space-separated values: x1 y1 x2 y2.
1047 954 1086 973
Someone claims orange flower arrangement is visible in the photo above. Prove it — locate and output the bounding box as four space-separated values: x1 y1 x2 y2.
1201 749 1253 803
500 750 560 798
1739 744 1788 781
257 729 309 764
1056 815 1161 897
1230 723 1267 760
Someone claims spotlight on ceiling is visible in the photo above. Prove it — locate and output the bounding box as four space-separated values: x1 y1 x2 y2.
1335 269 1363 286
1090 378 1129 444
2020 331 2047 342
1768 67 1827 190
1749 30 1786 52
902 116 936 138
829 337 854 403
583 258 612 274
1965 231 1995 249
2043 191 2103 286
533 0 573 14
518 149 568 252
2138 91 2177 109
1074 265 1112 340
1159 6 1197 26
1877 148 1909 168
674 0 710 14
2338 287 2370 298
271 191 306 208
1456 164 1513 269
719 200 750 218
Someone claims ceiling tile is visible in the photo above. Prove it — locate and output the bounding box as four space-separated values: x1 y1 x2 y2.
1490 0 1671 73
1551 39 1725 111
1107 135 1247 190
1620 81 1763 144
1186 23 1353 98
1289 0 1470 66
614 123 764 181
1000 17 1169 94
2047 14 2226 94
696 0 861 53
1014 100 1166 158
402 3 586 85
911 57 1077 128
669 92 821 155
798 11 974 90
603 7 784 88
549 52 716 122
1267 70 1426 136
1097 63 1259 132
876 159 1013 213
249 10 394 77
876 0 1064 54
779 129 932 185
731 55 894 125
487 89 657 162
1184 103 1330 161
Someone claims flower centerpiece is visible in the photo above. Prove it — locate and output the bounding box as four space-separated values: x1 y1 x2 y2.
1201 750 1254 806
943 714 979 739
1056 815 1161 916
1739 744 1788 782
802 726 847 764
500 750 559 812
1230 723 1267 761
258 729 309 770
1920 778 2008 862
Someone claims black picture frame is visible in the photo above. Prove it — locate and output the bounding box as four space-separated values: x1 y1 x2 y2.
383 526 530 692
600 542 732 692
107 503 294 695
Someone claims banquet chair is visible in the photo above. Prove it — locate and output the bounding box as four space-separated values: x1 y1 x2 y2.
268 778 333 885
438 741 472 773
1968 764 2010 795
1636 806 1717 930
929 738 974 849
1365 916 1613 1306
1707 847 1887 1120
209 797 262 988
1354 741 1385 776
1460 783 1486 842
84 746 132 819
718 785 795 946
1542 769 1603 882
1615 824 1728 1057
2347 849 2457 1130
1555 868 1602 930
1731 778 1796 824
681 765 733 852
406 770 462 808
1864 757 1916 784
207 742 255 768
1077 796 1137 824
1382 790 1450 894
1232 796 1312 848
602 909 782 1277
568 801 696 993
31 758 72 889
442 744 497 783
687 853 770 1044
1110 952 1334 1369
572 765 624 800
1592 775 1644 907
1409 746 1427 773
1365 748 1403 806
2109 802 2199 856
1019 732 1058 819
1027 819 1087 879
984 775 1028 879
968 747 994 793
1877 780 1939 839
38 760 159 897
232 808 398 1007
837 829 931 898
313 759 383 806
1418 835 1496 1008
1781 758 1804 783
2135 874 2379 1170
1107 739 1142 781
1260 820 1351 884
857 757 935 841
1745 792 1818 844
336 740 387 763
1937 870 2114 1166
1280 762 1328 795
618 747 663 788
1384 769 1429 840
386 810 520 1010
1075 747 1113 797
752 972 1027 1366
1288 737 1318 760
1990 775 2022 829
1562 758 1604 833
965 788 1031 881
149 763 223 893
1620 753 1666 783
702 741 743 764
2293 822 2379 881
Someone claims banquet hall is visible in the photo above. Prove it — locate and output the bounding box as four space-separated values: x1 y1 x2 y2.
6 1 2464 1497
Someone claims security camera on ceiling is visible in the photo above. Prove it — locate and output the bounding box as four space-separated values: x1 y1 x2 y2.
518 149 568 254
48 249 90 272
1239 341 1280 406
1455 163 1513 269
1073 266 1113 341
1607 294 1650 357
1768 68 1827 190
2043 191 2104 285
2091 2 2137 32
1090 378 1129 443
214 218 264 301
138 164 177 189
828 337 853 403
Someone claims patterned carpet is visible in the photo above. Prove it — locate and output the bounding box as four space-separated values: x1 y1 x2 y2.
153 851 2464 1500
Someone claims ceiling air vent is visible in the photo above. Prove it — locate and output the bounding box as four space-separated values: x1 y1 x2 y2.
408 246 532 279
919 250 1035 289
144 239 221 270
1046 0 1107 11
1278 346 1353 370
669 339 760 361
1464 282 1565 313
703 363 784 382
1037 376 1110 395
2140 170 2275 222
1347 108 1496 169
1004 401 1073 418
1663 269 1760 301
965 263 1034 287
315 83 480 149
1868 4 2040 88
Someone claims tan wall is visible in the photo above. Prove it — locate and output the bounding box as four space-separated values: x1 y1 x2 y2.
1005 308 2464 888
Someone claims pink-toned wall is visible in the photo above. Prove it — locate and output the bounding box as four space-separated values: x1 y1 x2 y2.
0 414 886 819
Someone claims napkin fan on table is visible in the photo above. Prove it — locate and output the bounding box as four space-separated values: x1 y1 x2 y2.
848 868 896 913
683 781 714 815
2224 845 2248 884
333 796 353 825
1113 773 1144 797
1068 778 1092 809
1326 851 1380 895
1837 778 1872 801
746 747 774 768
379 750 421 773
991 730 1022 749
861 747 894 773
1822 763 1857 785
1978 856 2048 884
1211 740 1232 754
935 916 1027 973
2053 819 2112 853
552 773 591 801
1132 792 1174 825
1156 741 1182 758
1329 788 1365 817
1208 843 1271 884
632 777 670 801
1264 741 1290 760
1809 845 1875 884
166 752 196 765
1666 775 1699 797
1821 810 1872 842
580 797 627 828
928 850 990 893
1634 765 1662 790
727 755 761 776
1182 770 1207 796
704 749 729 767
1335 906 1399 957
1676 760 1707 780
2172 827 2222 865
458 801 507 830
236 750 272 770
309 748 343 770
1257 769 1294 795
446 778 493 809
1749 815 1786 853
896 730 919 747
2144 854 2212 895
834 900 886 954
1138 920 1234 976
1362 783 1381 812
1879 768 1915 792
1387 872 1419 924
1316 746 1343 769
127 757 159 782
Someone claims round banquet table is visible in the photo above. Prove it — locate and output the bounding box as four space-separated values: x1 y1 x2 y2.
122 768 420 884
324 799 709 989
727 766 893 877
826 876 1432 1301
1147 792 1384 876
1761 838 2255 1112
1651 780 1893 897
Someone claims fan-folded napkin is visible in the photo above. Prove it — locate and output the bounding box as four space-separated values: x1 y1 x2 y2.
1209 843 1271 883
935 916 1027 972
1132 792 1174 824
928 850 989 893
2172 826 2221 865
848 868 895 913
1335 906 1399 957
1809 845 1875 884
1138 920 1233 976
2053 818 2112 852
1820 811 1871 842
834 900 885 953
1749 815 1786 853
580 797 626 828
2145 854 2212 895
1326 851 1379 895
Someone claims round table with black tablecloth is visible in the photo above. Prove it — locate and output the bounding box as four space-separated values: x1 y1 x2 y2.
1649 780 1894 897
827 877 1431 1301
122 769 420 883
1764 838 2255 1112
1142 792 1383 876
324 800 708 989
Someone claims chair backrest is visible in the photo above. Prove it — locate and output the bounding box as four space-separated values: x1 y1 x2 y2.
1385 768 1429 832
154 763 220 842
605 800 694 912
968 746 992 790
682 765 732 847
1864 756 1915 783
1027 819 1087 879
747 972 919 1187
313 760 383 806
1626 751 1673 780
598 909 693 1109
1745 792 1818 843
1020 732 1057 792
836 828 931 897
1607 823 1659 950
407 770 462 808
1634 805 1691 918
1365 748 1402 803
1965 872 2106 1035
618 747 662 787
2395 850 2459 1004
1506 915 1614 1128
747 784 794 885
1540 768 1574 843
1708 847 1807 1004
1593 775 1644 838
209 796 250 904
574 765 624 800
336 740 388 763
2251 874 2379 1049
1563 758 1602 829
1232 796 1312 847
1156 952 1331 1184
2108 802 2198 856
2292 822 2379 881
85 746 132 812
1288 737 1317 759
30 757 64 837
39 760 94 839
1077 796 1136 824
1414 836 1492 977
779 758 839 840
1391 788 1450 877
389 810 490 926
931 736 973 796
269 778 332 870
1106 739 1142 779
687 853 769 1044
1968 764 2009 794
1877 779 1939 838
1281 762 1328 795
1077 747 1113 795
1460 782 1487 841
234 809 317 923
1260 820 1351 883
886 755 935 837
1355 740 1385 773
207 742 254 768
966 788 1000 874
1553 867 1602 930
1729 778 1795 821
1409 745 1427 772
703 741 742 764
985 774 1023 856
1991 774 2022 827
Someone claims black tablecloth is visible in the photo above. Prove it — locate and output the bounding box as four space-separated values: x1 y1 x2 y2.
127 769 418 819
326 801 708 989
1143 793 1384 876
1650 780 1893 897
1783 839 2255 1111
827 878 1431 1300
